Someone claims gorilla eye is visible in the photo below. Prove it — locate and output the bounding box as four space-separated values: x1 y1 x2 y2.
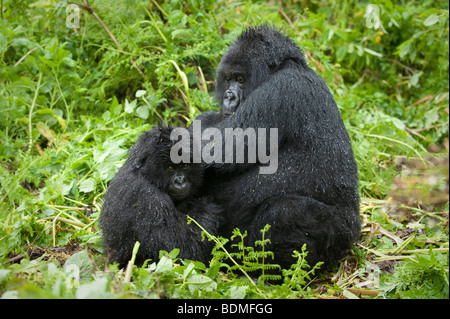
183 163 189 169
168 166 174 171
224 76 231 82
236 76 244 83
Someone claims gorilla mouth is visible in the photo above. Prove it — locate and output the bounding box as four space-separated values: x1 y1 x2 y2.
169 188 191 201
223 89 240 115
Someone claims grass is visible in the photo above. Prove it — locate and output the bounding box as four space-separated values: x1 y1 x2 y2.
0 0 448 299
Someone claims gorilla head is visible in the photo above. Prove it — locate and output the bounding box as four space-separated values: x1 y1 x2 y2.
215 62 248 115
215 26 307 115
128 123 203 204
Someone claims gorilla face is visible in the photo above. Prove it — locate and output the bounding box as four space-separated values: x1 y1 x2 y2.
167 163 194 201
216 61 251 115
156 135 202 203
133 124 203 203
222 74 243 115
214 26 308 118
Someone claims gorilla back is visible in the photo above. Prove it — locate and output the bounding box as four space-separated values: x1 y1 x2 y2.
196 26 361 270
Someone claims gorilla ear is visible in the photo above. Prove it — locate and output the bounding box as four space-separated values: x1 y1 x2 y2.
157 120 166 132
157 121 174 144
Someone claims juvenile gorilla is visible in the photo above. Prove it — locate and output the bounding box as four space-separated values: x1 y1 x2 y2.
194 26 361 270
100 124 221 266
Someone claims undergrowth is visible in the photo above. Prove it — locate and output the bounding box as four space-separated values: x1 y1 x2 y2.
0 0 449 299
0 222 324 299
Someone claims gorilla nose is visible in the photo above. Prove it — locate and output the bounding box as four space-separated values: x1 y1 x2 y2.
225 89 236 100
173 175 186 187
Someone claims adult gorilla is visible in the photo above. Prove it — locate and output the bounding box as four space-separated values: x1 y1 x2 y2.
193 26 361 270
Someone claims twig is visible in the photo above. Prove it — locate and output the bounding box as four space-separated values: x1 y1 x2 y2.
80 0 120 47
405 127 427 140
46 204 94 223
378 225 404 247
406 123 445 134
73 0 145 78
405 94 433 110
48 204 96 211
386 58 416 74
15 47 38 67
357 243 387 258
5 254 25 264
277 0 294 28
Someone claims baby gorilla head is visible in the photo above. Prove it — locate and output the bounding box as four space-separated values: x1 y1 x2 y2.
148 124 203 203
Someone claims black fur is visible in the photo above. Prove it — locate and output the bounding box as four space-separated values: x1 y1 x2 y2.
100 124 222 266
194 26 361 270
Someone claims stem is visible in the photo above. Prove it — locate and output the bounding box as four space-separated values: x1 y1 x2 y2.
187 216 266 298
124 241 140 284
52 68 70 130
378 247 449 254
28 72 42 152
144 7 168 43
261 229 265 281
46 204 93 223
352 130 426 163
150 0 168 18
39 216 87 229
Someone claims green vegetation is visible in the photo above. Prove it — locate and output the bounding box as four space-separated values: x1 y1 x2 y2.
0 0 448 299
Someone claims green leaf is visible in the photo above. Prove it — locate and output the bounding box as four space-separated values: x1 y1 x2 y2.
0 269 12 284
183 262 196 278
423 14 439 26
336 45 347 62
79 178 96 193
364 48 383 57
124 99 137 113
409 71 423 87
228 285 248 299
75 277 111 299
136 105 149 119
155 255 173 273
187 274 217 293
135 90 147 98
64 250 95 282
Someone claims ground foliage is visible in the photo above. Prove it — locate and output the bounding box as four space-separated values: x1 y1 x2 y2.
0 0 448 299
